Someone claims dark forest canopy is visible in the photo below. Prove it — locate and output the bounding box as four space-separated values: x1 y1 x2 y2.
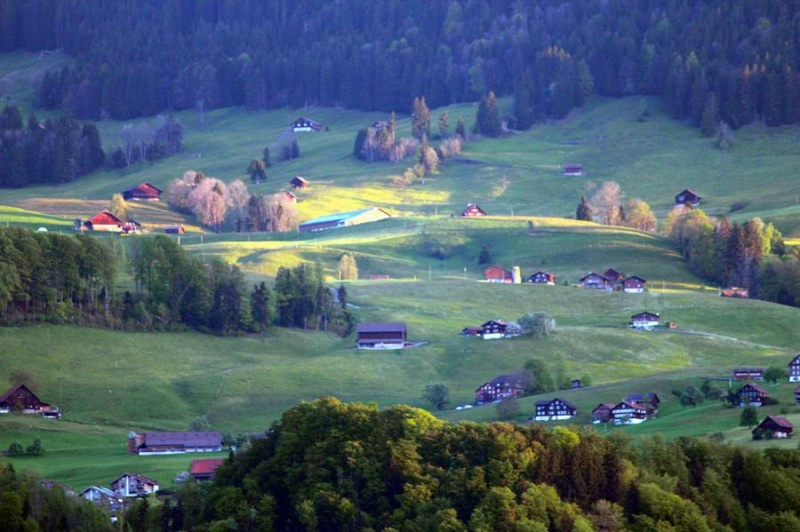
1 0 798 129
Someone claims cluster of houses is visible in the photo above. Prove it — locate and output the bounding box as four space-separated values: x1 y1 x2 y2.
591 393 661 425
0 384 60 418
483 265 648 293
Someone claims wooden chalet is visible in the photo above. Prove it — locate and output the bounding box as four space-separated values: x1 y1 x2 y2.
480 319 508 339
484 265 513 283
527 271 556 285
83 210 125 232
735 383 769 407
128 431 223 455
290 116 323 133
0 384 53 415
622 276 647 293
299 207 391 233
110 473 159 498
460 203 487 217
733 367 764 381
624 393 661 415
79 486 121 511
122 182 162 201
563 163 583 176
789 354 800 382
580 272 614 291
603 268 625 283
675 189 702 207
475 374 526 404
611 401 648 424
752 415 794 440
289 176 309 189
164 225 185 234
591 403 615 423
190 458 226 481
356 322 408 349
533 398 577 421
630 312 660 329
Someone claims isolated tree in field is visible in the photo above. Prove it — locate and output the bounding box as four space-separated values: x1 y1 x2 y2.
576 194 593 221
109 193 129 220
625 198 657 232
523 358 555 394
226 179 250 225
519 312 555 338
474 91 502 137
411 96 431 140
438 111 449 138
418 134 439 175
250 281 272 330
740 405 758 428
337 253 359 280
591 181 625 225
764 366 787 384
478 244 492 264
455 116 467 140
262 146 272 167
189 177 228 231
247 158 267 184
497 397 521 419
423 383 450 411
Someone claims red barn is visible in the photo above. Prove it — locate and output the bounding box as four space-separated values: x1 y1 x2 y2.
484 265 513 283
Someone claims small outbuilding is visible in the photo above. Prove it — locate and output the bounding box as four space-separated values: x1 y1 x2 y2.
460 203 487 217
289 176 309 189
675 189 702 207
630 312 660 329
563 163 583 176
290 117 323 133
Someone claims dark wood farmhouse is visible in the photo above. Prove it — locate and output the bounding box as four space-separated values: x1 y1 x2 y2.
622 276 647 293
788 354 800 382
460 203 487 217
356 322 408 349
630 312 660 329
475 374 526 404
563 163 583 176
122 182 162 201
0 384 53 415
111 473 159 497
533 398 577 421
299 207 391 233
289 176 309 189
611 401 648 424
484 265 513 283
290 117 323 133
624 393 661 415
190 458 226 481
480 319 509 339
752 415 794 440
603 268 625 283
580 272 614 291
733 367 764 381
128 431 223 455
735 383 769 407
462 326 483 337
675 189 702 207
592 403 615 423
527 271 556 285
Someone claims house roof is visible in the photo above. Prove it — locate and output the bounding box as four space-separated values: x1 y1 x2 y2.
301 207 390 227
738 383 769 394
290 176 308 185
536 398 577 410
190 458 226 476
789 354 800 366
631 312 659 320
123 182 162 196
356 322 407 334
623 276 647 284
482 374 525 388
612 400 646 410
480 319 508 327
0 384 47 406
758 415 794 430
580 272 610 282
592 403 615 411
625 393 660 404
88 210 124 226
141 431 222 447
461 203 487 215
80 486 116 498
111 472 158 485
484 265 513 277
603 268 624 280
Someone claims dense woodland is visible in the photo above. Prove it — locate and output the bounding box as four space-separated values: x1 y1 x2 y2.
1 1 797 131
0 228 351 335
110 397 800 531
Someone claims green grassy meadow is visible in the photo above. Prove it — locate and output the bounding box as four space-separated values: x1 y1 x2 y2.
1 50 800 490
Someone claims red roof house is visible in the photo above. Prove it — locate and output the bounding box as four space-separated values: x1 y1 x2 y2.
484 265 513 283
84 210 125 232
189 458 226 481
122 182 162 201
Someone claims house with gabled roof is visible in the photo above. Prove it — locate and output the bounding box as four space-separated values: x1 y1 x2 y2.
603 268 625 283
290 117 323 133
675 189 702 207
734 367 764 381
484 265 513 283
299 207 391 233
622 276 647 293
624 393 661 415
475 374 526 404
110 473 159 497
122 182 162 201
630 312 660 329
563 163 583 176
592 403 615 423
0 384 52 415
79 486 121 511
460 203 487 217
752 415 794 440
356 322 408 349
84 210 125 232
527 271 556 285
289 176 309 189
190 458 226 481
795 385 800 405
128 431 223 455
580 272 614 291
611 401 648 424
788 354 800 382
480 319 509 339
533 398 577 421
735 383 769 407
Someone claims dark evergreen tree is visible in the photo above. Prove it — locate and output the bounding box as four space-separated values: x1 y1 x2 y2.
576 195 593 221
474 91 502 137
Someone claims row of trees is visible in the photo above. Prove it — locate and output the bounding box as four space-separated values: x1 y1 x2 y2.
132 396 800 530
7 2 797 132
0 105 104 188
109 114 183 168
